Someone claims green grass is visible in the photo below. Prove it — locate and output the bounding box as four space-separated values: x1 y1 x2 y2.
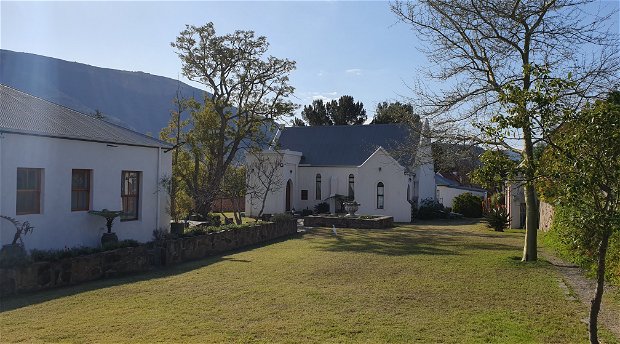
1 220 617 343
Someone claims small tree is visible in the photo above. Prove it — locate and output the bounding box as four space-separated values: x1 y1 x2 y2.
538 92 620 344
0 215 34 246
246 151 285 221
219 165 247 225
470 150 518 194
452 193 483 218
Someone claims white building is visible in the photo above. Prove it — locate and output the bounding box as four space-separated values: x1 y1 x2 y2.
435 173 487 209
245 122 436 223
0 85 172 250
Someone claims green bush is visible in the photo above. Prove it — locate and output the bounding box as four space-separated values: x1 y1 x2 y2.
541 205 619 285
271 213 294 223
29 240 142 263
416 198 445 220
452 193 483 218
314 202 330 214
484 207 509 232
183 223 254 237
300 209 313 217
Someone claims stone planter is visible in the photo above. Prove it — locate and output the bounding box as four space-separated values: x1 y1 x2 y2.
343 201 360 216
101 232 119 246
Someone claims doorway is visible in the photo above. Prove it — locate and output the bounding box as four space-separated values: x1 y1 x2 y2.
285 179 292 211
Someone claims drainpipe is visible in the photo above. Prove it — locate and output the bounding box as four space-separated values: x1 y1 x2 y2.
155 147 161 230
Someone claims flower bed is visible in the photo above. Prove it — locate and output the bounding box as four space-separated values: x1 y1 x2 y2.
303 215 393 229
0 220 298 297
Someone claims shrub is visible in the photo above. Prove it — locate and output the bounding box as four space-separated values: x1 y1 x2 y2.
314 202 330 214
300 209 313 217
542 205 619 285
416 198 445 220
28 240 142 263
452 193 483 218
271 213 294 223
484 207 509 232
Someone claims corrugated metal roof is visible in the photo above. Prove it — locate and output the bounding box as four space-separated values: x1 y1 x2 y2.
0 84 172 148
277 124 418 166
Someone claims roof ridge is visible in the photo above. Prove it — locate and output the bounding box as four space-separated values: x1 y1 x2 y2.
0 84 170 147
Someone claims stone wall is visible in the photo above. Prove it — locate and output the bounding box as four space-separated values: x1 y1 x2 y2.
539 202 555 232
303 215 393 229
0 220 297 297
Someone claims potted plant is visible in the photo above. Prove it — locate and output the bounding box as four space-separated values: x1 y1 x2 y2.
88 209 123 245
0 215 34 262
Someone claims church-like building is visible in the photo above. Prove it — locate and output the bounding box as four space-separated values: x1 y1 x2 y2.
245 122 436 222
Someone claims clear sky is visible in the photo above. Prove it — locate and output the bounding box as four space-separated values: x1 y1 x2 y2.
1 1 428 120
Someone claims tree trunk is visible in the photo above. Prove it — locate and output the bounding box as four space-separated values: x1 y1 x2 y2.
521 126 538 261
589 230 611 344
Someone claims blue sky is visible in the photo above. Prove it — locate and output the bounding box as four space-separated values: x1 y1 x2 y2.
1 1 427 120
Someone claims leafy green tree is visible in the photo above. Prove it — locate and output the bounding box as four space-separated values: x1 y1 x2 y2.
372 101 419 124
170 22 297 217
219 165 246 225
470 150 518 194
538 92 620 344
328 95 366 125
292 117 306 126
302 99 331 125
391 0 619 261
302 95 366 125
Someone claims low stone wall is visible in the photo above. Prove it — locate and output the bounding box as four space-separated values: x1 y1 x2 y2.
0 220 297 297
304 215 393 229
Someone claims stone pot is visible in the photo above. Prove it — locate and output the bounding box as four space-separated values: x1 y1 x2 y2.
343 201 360 216
101 232 119 246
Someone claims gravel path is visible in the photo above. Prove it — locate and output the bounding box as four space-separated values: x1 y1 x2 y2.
542 251 620 340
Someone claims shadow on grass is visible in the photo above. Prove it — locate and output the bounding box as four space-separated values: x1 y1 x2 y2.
309 220 520 256
0 234 301 313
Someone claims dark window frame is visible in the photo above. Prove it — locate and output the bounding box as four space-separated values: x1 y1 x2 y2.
121 171 140 221
71 169 91 212
315 174 322 200
377 182 385 209
348 174 355 200
16 168 42 215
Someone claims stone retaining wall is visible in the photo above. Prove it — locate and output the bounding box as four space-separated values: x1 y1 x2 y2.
303 215 393 229
0 220 297 297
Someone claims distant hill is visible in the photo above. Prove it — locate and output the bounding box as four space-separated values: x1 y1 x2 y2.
0 49 206 135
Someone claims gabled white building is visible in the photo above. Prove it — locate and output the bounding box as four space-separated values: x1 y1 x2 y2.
245 122 436 222
0 85 172 250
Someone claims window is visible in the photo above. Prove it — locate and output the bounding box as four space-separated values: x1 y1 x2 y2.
121 171 140 221
377 182 385 209
301 189 308 200
71 169 91 211
16 168 42 215
315 174 322 200
348 174 355 200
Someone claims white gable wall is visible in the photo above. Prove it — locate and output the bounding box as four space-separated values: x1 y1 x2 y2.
0 133 171 250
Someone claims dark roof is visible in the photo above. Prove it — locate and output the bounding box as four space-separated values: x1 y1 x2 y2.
0 84 171 148
435 173 487 193
277 124 417 166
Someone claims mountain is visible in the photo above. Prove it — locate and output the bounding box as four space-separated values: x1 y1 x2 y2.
0 49 206 135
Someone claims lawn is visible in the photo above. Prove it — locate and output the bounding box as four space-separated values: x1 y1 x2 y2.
1 220 617 343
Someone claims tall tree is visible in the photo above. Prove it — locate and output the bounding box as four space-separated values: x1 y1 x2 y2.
538 92 620 344
302 96 367 125
292 117 306 126
372 101 418 124
328 95 366 125
392 0 619 261
301 99 331 125
171 22 296 216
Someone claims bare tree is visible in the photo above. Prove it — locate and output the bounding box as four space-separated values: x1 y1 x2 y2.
391 0 619 261
245 151 285 221
171 22 297 217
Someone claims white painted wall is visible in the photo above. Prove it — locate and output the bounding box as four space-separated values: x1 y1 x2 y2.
436 186 486 208
0 133 171 250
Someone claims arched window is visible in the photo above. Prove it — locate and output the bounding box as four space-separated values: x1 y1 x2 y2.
348 174 355 200
377 182 384 209
315 174 322 200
